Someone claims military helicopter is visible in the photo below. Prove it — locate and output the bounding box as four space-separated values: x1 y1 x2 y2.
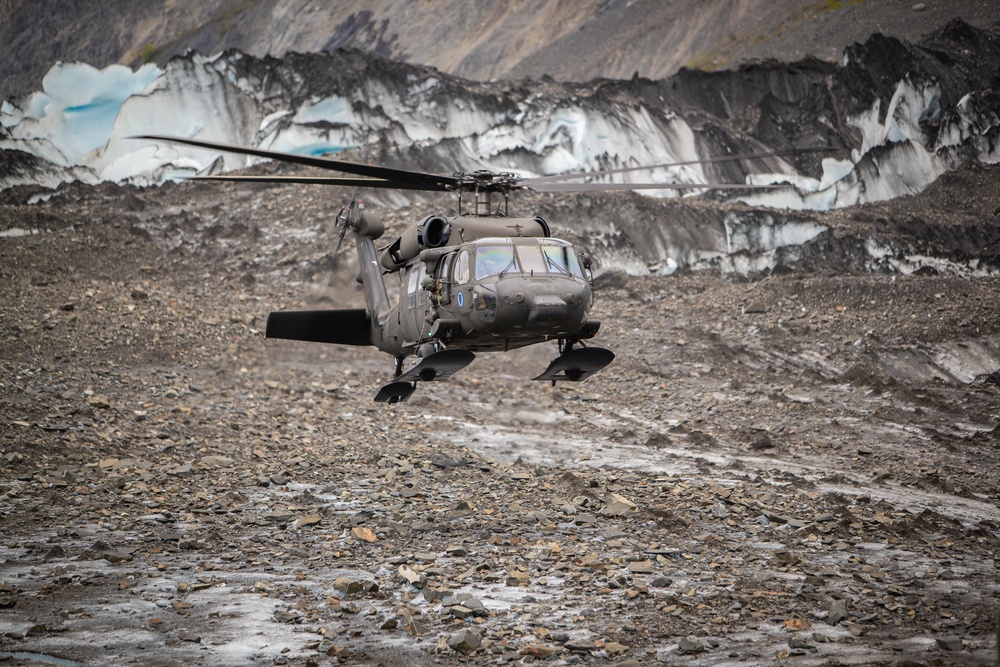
138 134 809 402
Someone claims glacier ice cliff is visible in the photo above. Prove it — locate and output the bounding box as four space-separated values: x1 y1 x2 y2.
2 21 997 205
1 21 998 277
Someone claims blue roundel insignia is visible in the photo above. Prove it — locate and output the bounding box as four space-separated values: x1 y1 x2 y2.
456 291 465 308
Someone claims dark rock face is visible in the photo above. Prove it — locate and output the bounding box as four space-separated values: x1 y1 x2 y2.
653 19 1000 167
4 0 1000 101
0 149 96 191
661 57 837 123
829 21 1000 156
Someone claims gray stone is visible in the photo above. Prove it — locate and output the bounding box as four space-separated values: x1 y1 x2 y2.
403 618 428 636
447 628 481 653
333 576 378 596
102 550 132 563
448 605 474 619
522 644 561 658
627 560 655 574
422 586 449 603
564 639 595 652
431 453 468 468
678 637 703 653
602 501 632 516
399 565 426 588
937 635 963 651
826 598 848 625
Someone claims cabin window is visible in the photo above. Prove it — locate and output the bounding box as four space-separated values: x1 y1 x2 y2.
515 244 546 275
454 251 470 284
475 245 517 279
541 242 584 277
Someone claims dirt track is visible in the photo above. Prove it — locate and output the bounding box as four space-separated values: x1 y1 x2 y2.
1 169 1000 666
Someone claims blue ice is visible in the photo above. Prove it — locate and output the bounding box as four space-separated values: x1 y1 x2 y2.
34 62 162 162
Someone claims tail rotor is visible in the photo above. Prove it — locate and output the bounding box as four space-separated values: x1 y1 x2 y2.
309 193 362 304
333 197 361 259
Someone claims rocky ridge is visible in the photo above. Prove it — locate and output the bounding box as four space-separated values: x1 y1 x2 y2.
3 0 1000 100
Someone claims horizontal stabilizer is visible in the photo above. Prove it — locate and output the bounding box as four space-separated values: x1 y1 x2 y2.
266 309 371 346
396 349 476 383
533 347 615 382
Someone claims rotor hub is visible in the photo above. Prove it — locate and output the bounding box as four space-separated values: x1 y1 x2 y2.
449 170 523 216
451 170 522 194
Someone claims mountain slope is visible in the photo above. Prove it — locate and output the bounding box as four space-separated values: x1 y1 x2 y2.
2 0 998 99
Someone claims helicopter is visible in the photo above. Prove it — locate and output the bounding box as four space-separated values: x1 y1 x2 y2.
137 134 812 403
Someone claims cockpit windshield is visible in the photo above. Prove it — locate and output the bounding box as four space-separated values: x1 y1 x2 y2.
541 241 584 277
475 245 517 279
473 241 584 279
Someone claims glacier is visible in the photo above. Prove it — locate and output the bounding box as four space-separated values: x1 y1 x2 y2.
2 26 996 207
1 22 998 276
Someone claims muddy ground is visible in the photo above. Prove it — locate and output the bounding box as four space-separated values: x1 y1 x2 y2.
1 166 999 667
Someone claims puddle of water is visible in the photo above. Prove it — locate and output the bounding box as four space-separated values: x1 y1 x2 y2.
6 652 95 667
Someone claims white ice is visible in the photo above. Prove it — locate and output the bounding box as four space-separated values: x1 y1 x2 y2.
725 212 828 254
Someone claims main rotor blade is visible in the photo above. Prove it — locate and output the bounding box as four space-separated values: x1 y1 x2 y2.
190 174 451 191
526 181 796 193
523 146 839 185
133 134 459 189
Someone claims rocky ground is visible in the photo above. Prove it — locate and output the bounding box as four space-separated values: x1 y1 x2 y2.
1 166 1000 667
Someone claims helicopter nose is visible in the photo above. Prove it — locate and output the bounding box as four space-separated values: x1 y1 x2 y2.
526 294 567 324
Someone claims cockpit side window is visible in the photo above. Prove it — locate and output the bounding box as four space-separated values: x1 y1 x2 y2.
475 245 517 279
454 251 470 284
541 242 584 277
406 265 426 309
438 253 455 303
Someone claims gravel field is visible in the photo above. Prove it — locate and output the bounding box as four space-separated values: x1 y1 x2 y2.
1 162 999 667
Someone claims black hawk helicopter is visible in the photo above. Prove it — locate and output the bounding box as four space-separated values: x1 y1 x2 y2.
138 134 808 403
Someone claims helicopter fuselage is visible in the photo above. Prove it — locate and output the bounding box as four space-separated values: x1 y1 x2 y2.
266 209 612 402
378 236 596 356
